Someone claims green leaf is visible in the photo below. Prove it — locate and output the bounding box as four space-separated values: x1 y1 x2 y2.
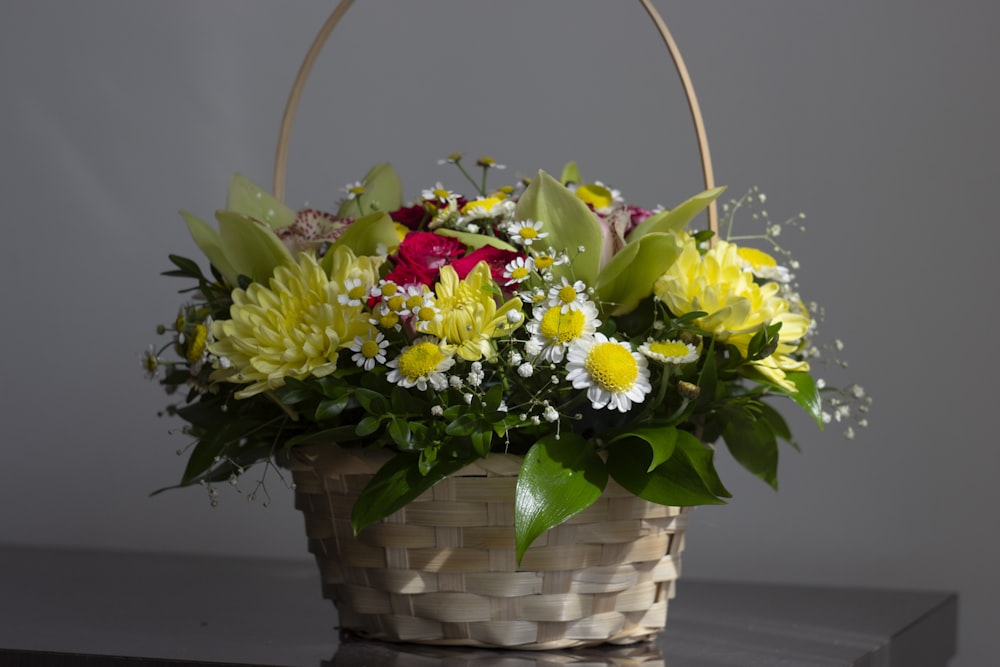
757 401 793 441
226 173 296 230
514 434 607 564
436 228 516 252
445 413 478 437
180 211 239 285
470 428 492 458
722 410 780 489
315 396 350 421
628 187 727 241
784 371 824 428
354 387 389 415
324 211 400 262
607 430 730 506
515 170 603 285
215 210 294 283
595 232 682 316
336 163 403 217
355 416 382 437
387 418 412 448
610 426 678 472
351 453 468 534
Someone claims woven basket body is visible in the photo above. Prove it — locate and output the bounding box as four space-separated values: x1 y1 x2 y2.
285 444 689 649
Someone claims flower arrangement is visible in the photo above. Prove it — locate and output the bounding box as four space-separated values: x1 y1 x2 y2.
145 156 867 561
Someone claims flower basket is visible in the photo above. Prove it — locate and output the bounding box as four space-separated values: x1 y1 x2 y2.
145 0 867 654
285 443 688 649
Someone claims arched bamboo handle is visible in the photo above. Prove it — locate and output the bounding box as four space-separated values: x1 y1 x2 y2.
273 0 718 234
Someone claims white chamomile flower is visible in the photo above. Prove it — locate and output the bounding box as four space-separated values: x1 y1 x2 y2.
736 246 792 283
639 339 699 365
350 331 389 371
507 220 548 246
342 181 366 200
476 156 505 170
565 333 652 413
386 337 455 392
526 298 601 363
421 182 458 203
503 256 535 286
460 197 514 222
547 277 589 313
337 277 369 307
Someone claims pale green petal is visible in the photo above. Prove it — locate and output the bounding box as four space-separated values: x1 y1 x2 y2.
436 228 516 251
628 186 727 242
322 212 398 271
336 163 403 217
216 210 294 282
559 160 581 185
515 170 602 285
595 232 683 316
226 173 297 230
179 210 239 285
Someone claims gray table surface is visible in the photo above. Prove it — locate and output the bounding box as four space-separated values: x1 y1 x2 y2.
0 544 956 667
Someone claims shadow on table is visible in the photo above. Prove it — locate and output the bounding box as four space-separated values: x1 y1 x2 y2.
325 637 664 666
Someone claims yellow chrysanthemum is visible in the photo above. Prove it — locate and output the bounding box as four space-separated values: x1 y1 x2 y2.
654 235 810 391
420 261 524 361
209 252 375 398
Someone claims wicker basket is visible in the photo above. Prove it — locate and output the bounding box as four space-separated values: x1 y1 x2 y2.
274 0 716 650
286 444 689 649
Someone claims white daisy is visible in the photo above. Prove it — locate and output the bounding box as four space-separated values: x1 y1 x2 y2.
507 220 548 247
421 182 458 203
386 337 455 392
639 339 699 365
342 181 366 200
526 298 601 363
503 256 535 286
350 331 389 371
565 333 652 413
476 156 505 170
337 278 369 307
546 277 589 313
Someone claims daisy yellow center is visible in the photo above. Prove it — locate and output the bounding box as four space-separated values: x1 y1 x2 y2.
585 342 638 392
461 197 502 214
348 285 367 300
360 340 381 358
737 247 777 268
387 295 405 311
380 283 398 297
349 186 366 195
417 306 437 321
534 255 554 269
185 324 208 364
540 306 585 344
519 227 539 240
575 183 613 210
378 312 399 328
558 285 578 303
433 188 450 199
511 266 530 280
406 294 425 310
649 341 690 358
478 156 497 167
398 342 444 379
498 185 515 195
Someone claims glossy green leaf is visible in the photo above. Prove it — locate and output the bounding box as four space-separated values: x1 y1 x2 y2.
784 371 824 428
215 210 294 283
354 387 389 415
610 426 678 472
595 232 682 315
387 418 411 448
180 211 239 285
352 453 468 534
470 428 493 458
515 170 603 285
607 430 730 506
628 187 727 241
355 416 381 437
757 401 793 441
226 173 296 230
445 414 478 437
336 163 403 217
315 396 350 421
722 410 779 489
514 434 607 563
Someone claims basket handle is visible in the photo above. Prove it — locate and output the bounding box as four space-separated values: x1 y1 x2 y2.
273 0 718 234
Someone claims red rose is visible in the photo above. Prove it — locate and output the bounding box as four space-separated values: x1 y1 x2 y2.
450 246 522 283
385 262 435 288
390 204 428 231
396 232 467 275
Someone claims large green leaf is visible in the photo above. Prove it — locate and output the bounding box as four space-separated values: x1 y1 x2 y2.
515 170 603 285
514 434 607 563
628 187 727 241
784 371 824 428
609 425 678 472
215 210 294 283
595 232 682 315
351 452 469 535
179 211 239 285
336 162 403 217
607 430 730 506
721 410 779 489
226 173 297 230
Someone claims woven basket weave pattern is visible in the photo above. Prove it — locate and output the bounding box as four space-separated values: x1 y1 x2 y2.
287 445 689 649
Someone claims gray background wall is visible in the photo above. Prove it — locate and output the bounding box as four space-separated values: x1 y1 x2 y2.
1 1 996 664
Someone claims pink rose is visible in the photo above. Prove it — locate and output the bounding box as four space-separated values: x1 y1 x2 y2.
396 231 467 275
